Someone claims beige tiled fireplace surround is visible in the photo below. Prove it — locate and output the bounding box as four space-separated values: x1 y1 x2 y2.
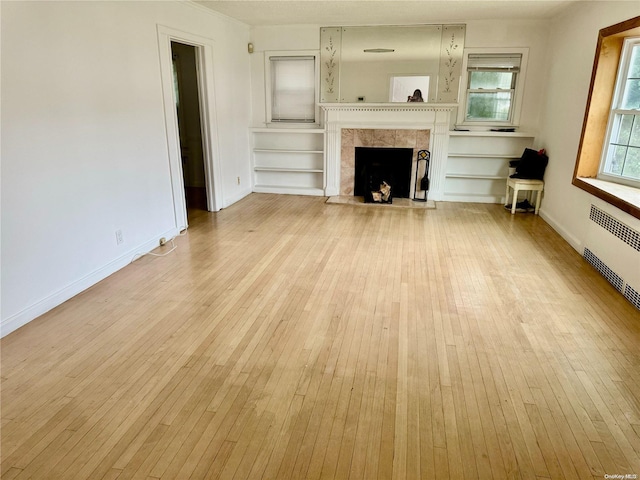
339 128 431 197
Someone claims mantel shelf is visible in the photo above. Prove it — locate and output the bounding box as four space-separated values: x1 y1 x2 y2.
319 103 457 112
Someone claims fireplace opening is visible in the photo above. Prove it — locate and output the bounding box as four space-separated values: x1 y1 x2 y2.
354 147 413 203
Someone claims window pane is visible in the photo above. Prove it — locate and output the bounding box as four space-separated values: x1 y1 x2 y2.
630 115 640 147
608 145 627 175
469 71 514 89
621 146 640 179
621 79 640 110
466 92 512 121
628 44 640 80
621 45 640 109
612 114 633 145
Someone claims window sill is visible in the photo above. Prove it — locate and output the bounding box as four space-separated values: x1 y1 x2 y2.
573 177 640 220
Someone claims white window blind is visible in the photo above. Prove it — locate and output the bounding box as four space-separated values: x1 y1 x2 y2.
467 54 521 72
270 56 315 123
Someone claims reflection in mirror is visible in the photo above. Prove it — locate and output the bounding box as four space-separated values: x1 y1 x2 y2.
340 25 442 103
320 24 465 104
390 76 429 102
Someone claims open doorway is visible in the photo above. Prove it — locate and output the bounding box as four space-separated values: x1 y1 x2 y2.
171 41 207 219
158 26 222 231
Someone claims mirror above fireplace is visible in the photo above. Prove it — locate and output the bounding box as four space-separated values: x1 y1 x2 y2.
320 24 465 104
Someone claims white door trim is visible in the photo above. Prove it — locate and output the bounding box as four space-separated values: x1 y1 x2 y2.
157 25 223 230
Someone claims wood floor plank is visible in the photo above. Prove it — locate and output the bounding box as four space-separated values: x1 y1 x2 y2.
2 194 639 480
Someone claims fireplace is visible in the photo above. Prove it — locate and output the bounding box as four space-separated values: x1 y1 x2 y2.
354 147 413 202
320 103 454 200
340 128 430 198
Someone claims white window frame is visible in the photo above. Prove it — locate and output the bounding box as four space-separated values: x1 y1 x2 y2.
264 50 320 126
598 37 640 189
456 47 529 128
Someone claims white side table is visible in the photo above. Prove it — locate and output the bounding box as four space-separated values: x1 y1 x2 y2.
505 178 544 214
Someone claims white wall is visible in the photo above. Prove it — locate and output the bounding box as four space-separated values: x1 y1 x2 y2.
537 2 640 251
249 20 550 131
1 1 251 335
464 19 550 134
250 25 321 126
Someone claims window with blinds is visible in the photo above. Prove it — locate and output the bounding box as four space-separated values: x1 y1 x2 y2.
464 54 522 123
270 56 316 123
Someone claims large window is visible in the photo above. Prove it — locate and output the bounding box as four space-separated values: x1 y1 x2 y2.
457 50 527 127
573 16 640 220
268 55 317 123
599 37 640 187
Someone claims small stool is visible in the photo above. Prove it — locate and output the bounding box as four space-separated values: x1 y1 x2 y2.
505 178 544 214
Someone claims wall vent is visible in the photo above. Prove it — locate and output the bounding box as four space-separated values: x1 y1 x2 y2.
589 205 640 251
585 205 640 312
583 248 624 292
624 284 640 310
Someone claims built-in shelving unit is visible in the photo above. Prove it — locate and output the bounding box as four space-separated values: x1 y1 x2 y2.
444 131 535 203
251 128 325 196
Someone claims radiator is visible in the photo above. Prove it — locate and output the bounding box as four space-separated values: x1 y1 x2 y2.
583 205 640 311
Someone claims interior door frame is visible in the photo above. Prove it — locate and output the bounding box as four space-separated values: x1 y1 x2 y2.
157 25 223 230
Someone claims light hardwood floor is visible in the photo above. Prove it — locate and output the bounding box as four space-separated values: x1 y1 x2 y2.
2 193 640 480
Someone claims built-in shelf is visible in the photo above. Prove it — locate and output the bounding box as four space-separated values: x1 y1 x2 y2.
253 149 324 154
445 131 535 204
251 128 326 195
446 173 508 180
450 130 536 138
253 185 325 196
254 167 323 173
252 127 325 133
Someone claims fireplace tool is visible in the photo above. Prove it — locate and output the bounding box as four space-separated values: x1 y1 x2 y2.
413 149 431 202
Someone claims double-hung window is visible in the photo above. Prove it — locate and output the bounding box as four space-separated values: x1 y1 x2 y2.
599 37 640 187
268 55 317 124
459 52 525 125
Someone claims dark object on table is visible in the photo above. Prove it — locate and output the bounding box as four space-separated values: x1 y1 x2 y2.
510 148 548 180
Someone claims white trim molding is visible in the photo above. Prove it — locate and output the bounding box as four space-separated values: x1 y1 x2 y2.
157 25 224 226
455 47 529 129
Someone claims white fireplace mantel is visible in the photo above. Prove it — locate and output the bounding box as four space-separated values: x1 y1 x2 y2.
320 103 455 200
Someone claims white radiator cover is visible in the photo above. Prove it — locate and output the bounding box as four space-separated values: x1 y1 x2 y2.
583 204 640 310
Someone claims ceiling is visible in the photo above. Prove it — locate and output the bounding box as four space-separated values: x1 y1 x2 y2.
194 0 580 26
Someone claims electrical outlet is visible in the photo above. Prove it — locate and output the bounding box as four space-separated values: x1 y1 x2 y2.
115 229 124 245
237 176 240 185
159 237 167 246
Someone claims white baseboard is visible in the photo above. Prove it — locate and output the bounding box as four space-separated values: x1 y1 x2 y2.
223 188 252 208
1 227 179 338
539 208 583 253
